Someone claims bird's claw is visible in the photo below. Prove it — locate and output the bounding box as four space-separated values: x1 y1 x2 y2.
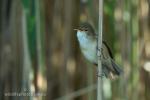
96 72 105 78
96 47 101 58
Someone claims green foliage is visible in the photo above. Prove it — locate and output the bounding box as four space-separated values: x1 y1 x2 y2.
22 0 36 60
103 0 116 55
104 0 115 16
27 15 36 60
22 0 30 11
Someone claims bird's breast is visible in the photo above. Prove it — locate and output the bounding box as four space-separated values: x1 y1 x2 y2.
77 31 97 63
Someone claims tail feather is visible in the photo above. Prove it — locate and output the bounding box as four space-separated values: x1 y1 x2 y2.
102 59 123 79
102 64 118 79
111 59 123 76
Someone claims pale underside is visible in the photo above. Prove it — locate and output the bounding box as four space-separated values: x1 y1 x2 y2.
77 31 98 64
77 30 122 79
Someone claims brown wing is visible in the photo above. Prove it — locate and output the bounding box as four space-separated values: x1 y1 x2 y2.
102 41 113 59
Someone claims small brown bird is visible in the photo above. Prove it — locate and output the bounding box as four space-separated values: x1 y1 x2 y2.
74 22 122 79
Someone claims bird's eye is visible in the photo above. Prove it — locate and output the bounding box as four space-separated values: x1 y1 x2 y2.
84 29 88 31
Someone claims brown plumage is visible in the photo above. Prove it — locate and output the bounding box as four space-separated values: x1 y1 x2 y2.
75 22 123 79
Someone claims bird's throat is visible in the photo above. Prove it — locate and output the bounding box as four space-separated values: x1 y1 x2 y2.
77 31 96 48
77 31 97 64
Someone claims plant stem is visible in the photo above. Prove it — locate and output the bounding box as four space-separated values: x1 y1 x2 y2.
97 0 104 100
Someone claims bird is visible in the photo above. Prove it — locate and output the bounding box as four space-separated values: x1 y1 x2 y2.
74 22 122 79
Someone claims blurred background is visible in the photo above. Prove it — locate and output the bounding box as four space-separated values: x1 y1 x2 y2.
0 0 150 100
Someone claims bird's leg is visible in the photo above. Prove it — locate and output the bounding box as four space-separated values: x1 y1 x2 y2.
96 45 104 77
96 70 105 77
96 46 103 59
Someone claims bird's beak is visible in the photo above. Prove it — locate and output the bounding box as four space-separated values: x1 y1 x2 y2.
74 29 79 31
74 29 82 32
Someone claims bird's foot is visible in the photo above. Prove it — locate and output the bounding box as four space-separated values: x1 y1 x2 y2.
96 47 103 58
96 72 105 78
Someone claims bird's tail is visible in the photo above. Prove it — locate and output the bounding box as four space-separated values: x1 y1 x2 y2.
111 59 123 76
102 59 123 80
